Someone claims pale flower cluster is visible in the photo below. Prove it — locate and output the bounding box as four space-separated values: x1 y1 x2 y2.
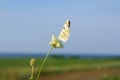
50 20 70 48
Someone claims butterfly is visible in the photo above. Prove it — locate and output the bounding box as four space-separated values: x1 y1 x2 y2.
58 20 70 42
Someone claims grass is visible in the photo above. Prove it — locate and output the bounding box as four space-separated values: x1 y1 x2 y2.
102 76 120 80
1 57 120 68
0 57 120 71
0 57 120 80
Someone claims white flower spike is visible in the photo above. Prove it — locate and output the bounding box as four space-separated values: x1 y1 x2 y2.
58 20 70 42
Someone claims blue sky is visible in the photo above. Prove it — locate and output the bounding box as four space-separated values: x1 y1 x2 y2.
0 0 120 54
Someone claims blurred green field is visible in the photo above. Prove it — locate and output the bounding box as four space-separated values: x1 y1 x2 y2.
0 57 120 80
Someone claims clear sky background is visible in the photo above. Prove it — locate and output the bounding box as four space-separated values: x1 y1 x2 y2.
0 0 120 54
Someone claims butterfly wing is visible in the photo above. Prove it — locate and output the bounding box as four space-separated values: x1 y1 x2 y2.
58 20 70 42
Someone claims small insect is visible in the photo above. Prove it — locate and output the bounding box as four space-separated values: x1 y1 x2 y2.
58 20 70 42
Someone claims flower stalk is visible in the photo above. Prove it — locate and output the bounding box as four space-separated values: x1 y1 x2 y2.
30 19 70 80
29 58 36 80
29 66 34 80
36 47 53 80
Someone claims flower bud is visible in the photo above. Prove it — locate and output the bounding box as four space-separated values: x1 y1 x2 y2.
50 34 64 48
30 58 36 66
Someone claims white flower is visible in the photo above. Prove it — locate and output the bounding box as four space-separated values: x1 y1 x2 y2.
50 20 71 48
50 34 64 48
58 20 70 42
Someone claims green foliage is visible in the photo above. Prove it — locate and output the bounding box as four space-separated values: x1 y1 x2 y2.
0 57 120 80
0 57 120 68
102 76 120 80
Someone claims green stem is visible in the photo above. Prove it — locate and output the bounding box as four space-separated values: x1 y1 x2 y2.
36 47 53 80
31 66 34 78
30 66 34 80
